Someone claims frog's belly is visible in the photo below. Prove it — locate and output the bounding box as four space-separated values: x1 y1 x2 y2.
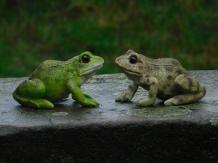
43 81 69 101
156 84 186 100
156 90 174 100
45 87 69 101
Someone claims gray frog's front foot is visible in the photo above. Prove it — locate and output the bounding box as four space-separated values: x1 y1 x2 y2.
136 98 155 107
115 92 132 103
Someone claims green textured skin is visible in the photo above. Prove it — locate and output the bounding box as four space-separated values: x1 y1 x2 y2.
13 51 104 109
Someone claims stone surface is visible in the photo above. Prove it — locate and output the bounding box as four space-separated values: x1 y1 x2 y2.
0 70 218 162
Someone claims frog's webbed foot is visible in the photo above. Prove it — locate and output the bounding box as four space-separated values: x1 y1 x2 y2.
164 92 205 106
136 98 155 106
73 94 99 107
82 97 99 107
74 94 99 107
80 93 99 107
13 79 54 109
164 74 206 106
67 80 99 108
115 92 133 103
13 94 54 109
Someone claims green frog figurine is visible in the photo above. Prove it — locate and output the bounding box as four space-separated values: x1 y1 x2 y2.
13 51 104 109
115 49 206 106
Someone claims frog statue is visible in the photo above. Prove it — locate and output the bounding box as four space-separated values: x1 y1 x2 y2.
115 49 206 106
13 51 104 109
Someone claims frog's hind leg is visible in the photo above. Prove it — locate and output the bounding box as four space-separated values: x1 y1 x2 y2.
13 79 54 109
164 74 206 106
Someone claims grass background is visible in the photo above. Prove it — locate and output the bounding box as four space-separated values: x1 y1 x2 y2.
0 0 217 77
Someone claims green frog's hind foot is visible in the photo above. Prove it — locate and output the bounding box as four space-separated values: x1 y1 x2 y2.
13 93 54 109
13 79 54 109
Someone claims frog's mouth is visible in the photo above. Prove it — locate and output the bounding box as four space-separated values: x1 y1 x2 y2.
124 70 141 76
115 62 141 76
124 69 141 76
80 64 103 76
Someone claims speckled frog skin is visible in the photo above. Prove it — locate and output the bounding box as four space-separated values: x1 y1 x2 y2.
13 51 104 109
115 49 206 106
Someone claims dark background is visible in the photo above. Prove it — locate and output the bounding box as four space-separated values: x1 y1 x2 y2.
0 0 217 77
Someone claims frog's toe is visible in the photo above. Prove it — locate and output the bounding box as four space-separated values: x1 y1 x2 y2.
82 99 99 108
115 94 131 103
164 99 176 106
115 96 122 102
90 100 99 107
136 98 154 107
89 98 99 106
85 103 99 108
33 99 54 109
13 92 54 109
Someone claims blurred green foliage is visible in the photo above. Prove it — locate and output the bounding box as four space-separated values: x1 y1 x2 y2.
0 0 217 77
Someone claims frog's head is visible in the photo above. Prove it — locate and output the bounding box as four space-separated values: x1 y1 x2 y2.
115 49 145 77
77 51 104 77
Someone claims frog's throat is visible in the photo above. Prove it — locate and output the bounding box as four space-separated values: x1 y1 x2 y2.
80 64 103 76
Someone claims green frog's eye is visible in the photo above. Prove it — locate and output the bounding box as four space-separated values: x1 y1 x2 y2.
129 55 137 64
81 54 90 63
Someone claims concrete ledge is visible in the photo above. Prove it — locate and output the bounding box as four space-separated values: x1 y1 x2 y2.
0 70 218 162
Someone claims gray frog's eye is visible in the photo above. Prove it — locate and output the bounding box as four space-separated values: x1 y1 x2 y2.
129 55 137 64
81 54 90 63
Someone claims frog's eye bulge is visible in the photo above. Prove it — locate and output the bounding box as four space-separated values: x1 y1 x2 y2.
129 55 137 64
81 54 90 63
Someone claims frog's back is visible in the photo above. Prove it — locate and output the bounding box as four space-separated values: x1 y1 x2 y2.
150 58 182 67
29 60 76 101
29 59 78 90
149 57 187 74
147 57 188 88
30 60 66 79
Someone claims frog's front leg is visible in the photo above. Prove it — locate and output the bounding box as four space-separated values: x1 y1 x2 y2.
13 79 54 109
67 80 99 107
137 75 158 107
115 82 138 103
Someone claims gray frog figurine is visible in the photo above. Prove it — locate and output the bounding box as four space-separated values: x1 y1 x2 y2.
115 49 206 106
